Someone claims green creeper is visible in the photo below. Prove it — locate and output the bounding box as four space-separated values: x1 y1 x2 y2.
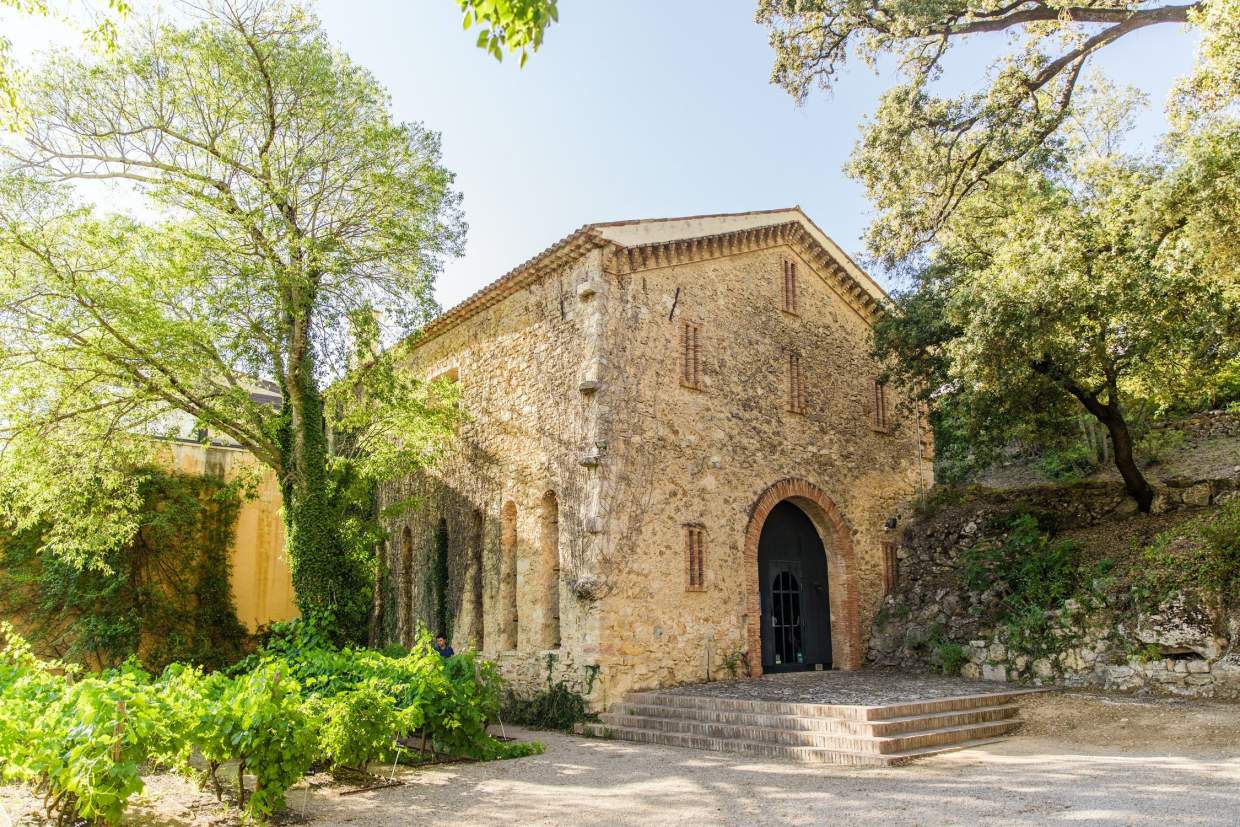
0 1 463 640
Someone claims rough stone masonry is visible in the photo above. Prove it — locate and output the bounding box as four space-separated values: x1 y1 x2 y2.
375 209 932 708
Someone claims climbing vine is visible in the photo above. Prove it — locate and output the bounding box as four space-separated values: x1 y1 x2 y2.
0 466 249 671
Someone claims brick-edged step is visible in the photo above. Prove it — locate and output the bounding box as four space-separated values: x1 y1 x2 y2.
624 689 1038 721
578 723 1016 767
581 687 1043 765
578 723 895 767
596 712 1020 754
610 701 1019 737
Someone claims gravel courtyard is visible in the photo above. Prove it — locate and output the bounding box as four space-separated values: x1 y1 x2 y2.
3 691 1238 826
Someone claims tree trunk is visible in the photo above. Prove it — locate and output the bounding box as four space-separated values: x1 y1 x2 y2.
280 363 349 619
1096 406 1155 513
279 302 351 632
1033 361 1155 513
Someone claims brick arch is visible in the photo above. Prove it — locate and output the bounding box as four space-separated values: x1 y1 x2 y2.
743 478 861 674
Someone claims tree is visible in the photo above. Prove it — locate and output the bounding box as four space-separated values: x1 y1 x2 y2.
0 0 130 127
455 0 558 66
873 131 1238 511
757 0 1232 263
0 0 464 638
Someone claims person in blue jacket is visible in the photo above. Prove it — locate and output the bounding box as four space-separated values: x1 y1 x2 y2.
432 633 454 658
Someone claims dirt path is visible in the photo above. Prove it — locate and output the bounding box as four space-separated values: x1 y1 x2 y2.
3 691 1238 826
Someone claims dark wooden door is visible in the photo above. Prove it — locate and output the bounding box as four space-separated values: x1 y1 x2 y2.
758 501 831 671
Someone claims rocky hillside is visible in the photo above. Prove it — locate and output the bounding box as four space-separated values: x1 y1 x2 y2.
870 412 1240 699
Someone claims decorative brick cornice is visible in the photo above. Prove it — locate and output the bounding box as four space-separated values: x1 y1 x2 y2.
605 221 885 323
408 226 611 349
403 213 887 354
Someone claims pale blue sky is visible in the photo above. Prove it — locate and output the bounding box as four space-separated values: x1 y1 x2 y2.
7 1 1200 306
314 1 1198 307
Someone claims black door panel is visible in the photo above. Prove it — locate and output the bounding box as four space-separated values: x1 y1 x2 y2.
758 501 831 671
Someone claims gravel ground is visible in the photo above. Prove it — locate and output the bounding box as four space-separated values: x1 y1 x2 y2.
295 724 1240 826
4 692 1238 826
658 668 1037 705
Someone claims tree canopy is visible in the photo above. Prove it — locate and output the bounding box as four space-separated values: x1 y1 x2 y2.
456 0 558 66
873 98 1239 508
0 0 130 127
758 0 1232 263
0 0 463 636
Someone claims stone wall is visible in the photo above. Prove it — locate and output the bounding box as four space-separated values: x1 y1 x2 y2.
376 247 608 699
378 220 933 707
869 473 1240 699
595 241 931 704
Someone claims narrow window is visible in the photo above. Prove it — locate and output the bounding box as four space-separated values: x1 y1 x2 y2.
782 259 799 314
433 518 449 640
539 491 561 649
680 321 702 389
469 508 484 651
882 541 899 595
500 501 518 650
685 526 705 591
872 379 890 432
400 526 414 646
787 352 805 414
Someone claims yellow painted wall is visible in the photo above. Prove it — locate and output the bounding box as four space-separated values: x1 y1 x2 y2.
162 442 298 632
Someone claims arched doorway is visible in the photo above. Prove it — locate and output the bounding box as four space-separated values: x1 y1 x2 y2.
758 501 830 671
743 478 861 675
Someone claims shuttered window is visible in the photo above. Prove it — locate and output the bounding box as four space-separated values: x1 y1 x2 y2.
686 526 705 591
680 321 702 389
782 259 799 314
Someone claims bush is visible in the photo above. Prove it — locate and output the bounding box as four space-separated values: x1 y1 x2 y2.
0 619 541 824
960 514 1093 672
1134 498 1240 607
933 641 970 676
1037 441 1096 482
315 682 400 772
500 656 592 732
0 631 186 826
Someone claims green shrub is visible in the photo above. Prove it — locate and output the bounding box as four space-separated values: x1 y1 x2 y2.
0 631 186 826
501 655 592 732
315 683 400 772
0 619 541 825
961 514 1092 671
1136 428 1186 466
1134 498 1240 607
1037 441 1096 482
933 641 970 676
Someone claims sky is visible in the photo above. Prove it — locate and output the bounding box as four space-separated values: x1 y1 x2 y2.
6 0 1201 307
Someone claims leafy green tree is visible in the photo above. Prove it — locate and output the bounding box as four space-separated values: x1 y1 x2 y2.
0 0 130 127
757 0 1232 263
456 0 558 66
874 132 1238 510
0 0 463 639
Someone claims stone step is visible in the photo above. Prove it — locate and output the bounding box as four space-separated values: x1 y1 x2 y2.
578 723 1014 766
596 712 1022 754
611 701 1020 737
625 689 1039 721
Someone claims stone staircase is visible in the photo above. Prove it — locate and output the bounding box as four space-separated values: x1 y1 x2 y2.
579 687 1038 766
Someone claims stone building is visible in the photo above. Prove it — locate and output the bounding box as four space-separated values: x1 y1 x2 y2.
377 208 933 707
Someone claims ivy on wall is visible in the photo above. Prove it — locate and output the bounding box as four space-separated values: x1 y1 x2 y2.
0 466 249 671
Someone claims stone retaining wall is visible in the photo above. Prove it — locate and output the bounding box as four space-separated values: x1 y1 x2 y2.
869 472 1240 699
